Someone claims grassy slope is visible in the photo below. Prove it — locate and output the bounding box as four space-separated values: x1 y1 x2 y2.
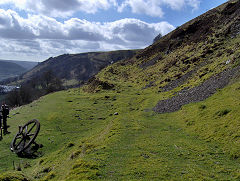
0 1 240 180
10 50 138 87
0 74 239 180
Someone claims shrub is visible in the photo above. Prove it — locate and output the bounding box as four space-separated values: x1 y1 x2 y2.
199 104 207 110
216 109 231 117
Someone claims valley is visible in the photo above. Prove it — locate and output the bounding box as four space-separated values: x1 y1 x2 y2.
0 0 239 180
0 85 19 93
4 50 138 87
0 60 37 81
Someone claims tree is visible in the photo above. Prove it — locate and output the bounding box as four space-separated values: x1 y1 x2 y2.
0 86 4 95
41 70 55 89
6 70 64 107
6 89 21 106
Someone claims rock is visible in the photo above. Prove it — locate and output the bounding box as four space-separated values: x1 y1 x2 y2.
154 66 240 113
226 59 231 64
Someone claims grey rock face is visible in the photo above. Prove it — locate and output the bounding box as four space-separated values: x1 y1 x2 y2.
154 66 240 113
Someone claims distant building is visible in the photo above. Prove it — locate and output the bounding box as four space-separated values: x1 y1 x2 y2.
0 85 20 93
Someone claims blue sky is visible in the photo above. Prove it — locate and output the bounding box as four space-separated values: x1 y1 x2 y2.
71 1 227 26
0 0 227 62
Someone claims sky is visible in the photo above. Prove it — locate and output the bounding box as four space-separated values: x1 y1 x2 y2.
0 0 227 62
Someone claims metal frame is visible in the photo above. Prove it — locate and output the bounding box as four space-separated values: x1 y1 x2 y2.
10 119 40 154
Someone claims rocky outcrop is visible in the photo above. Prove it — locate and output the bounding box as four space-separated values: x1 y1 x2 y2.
153 66 240 113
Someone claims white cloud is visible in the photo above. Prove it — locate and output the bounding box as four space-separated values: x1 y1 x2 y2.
0 0 201 18
0 0 115 17
186 0 201 11
118 0 201 17
118 0 164 17
0 9 175 61
162 0 185 10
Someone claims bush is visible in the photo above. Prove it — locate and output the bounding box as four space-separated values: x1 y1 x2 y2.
216 109 231 117
6 70 63 107
199 104 206 110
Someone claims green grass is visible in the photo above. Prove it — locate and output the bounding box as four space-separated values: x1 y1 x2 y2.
0 76 239 180
0 11 240 180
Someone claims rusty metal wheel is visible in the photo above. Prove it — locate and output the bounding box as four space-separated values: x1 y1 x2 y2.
10 119 40 154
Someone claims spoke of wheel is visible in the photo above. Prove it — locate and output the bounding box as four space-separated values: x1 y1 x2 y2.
23 139 27 148
25 125 28 133
27 133 35 137
27 123 36 134
15 138 24 148
16 135 22 139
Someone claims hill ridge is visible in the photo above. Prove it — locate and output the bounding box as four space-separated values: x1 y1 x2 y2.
3 50 138 87
0 0 240 180
0 61 26 81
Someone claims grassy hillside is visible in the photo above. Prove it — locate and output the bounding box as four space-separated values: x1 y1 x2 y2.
0 73 239 180
0 61 26 81
6 50 138 87
0 0 240 180
0 60 38 71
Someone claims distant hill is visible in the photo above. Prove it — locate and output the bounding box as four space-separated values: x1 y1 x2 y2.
1 1 240 180
3 50 138 87
0 61 27 81
2 60 38 70
0 60 38 81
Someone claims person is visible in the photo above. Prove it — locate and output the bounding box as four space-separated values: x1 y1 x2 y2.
0 111 2 139
1 103 9 134
0 111 2 128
